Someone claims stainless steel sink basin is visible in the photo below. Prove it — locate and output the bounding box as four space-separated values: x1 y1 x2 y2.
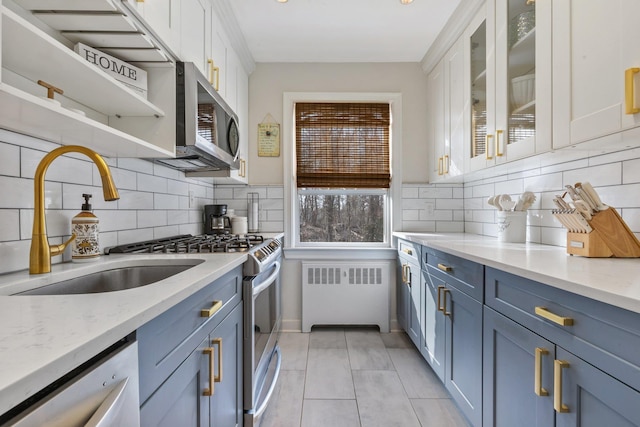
16 262 203 295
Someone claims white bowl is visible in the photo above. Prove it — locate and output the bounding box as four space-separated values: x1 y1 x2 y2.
511 74 535 110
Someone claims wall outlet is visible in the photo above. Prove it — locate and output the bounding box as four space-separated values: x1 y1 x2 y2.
189 190 195 208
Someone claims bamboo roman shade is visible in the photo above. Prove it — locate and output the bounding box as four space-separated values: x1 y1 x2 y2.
295 102 391 188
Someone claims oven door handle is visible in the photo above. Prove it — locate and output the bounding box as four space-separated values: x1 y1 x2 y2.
252 261 281 298
254 345 282 419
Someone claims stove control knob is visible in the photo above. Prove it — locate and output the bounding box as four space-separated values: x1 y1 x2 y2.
255 250 265 261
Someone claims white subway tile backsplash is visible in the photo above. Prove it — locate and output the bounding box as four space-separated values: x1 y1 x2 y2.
0 143 19 177
494 179 524 195
0 210 19 240
117 158 154 174
563 162 622 187
118 191 154 210
214 187 234 199
435 199 463 210
168 210 189 225
402 210 420 221
21 147 93 184
138 174 168 193
402 187 419 198
267 186 285 199
137 210 167 228
522 172 562 192
97 210 137 232
153 163 183 180
153 225 181 239
167 179 189 196
154 193 181 210
62 183 117 210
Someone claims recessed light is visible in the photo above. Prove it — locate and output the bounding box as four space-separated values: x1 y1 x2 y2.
400 0 414 4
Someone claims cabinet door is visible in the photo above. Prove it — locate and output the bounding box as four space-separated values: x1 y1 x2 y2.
444 284 483 427
128 0 180 55
421 269 446 381
210 304 243 427
180 0 211 77
210 11 228 98
492 0 552 162
406 261 422 348
396 259 409 332
428 57 447 182
553 0 640 148
555 347 640 427
483 307 555 427
140 336 210 427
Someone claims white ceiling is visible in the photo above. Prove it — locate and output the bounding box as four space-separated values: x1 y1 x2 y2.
225 0 462 63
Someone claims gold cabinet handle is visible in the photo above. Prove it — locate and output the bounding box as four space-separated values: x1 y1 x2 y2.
485 134 494 159
437 263 452 272
554 360 570 413
625 67 640 114
201 300 223 318
438 157 444 175
401 263 408 284
496 129 504 157
239 159 246 178
443 154 449 173
402 248 413 256
534 307 574 326
208 59 220 91
203 347 215 396
535 347 549 396
213 338 223 383
437 285 445 312
442 289 451 316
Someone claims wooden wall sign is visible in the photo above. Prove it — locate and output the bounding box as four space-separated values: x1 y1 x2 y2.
258 118 280 157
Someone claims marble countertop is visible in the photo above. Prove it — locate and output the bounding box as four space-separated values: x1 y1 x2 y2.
394 232 640 315
0 252 247 415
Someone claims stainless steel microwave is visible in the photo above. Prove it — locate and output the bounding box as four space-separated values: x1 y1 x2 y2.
155 62 240 173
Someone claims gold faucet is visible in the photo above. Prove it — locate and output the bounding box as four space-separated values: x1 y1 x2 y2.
30 145 120 274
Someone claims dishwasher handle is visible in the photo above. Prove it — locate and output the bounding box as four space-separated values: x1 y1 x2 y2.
84 377 130 427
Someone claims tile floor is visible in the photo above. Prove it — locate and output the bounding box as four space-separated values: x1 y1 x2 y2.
260 328 469 427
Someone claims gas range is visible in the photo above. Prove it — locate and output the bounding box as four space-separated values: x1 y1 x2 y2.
105 233 282 275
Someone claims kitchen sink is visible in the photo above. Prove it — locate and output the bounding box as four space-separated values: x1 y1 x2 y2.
15 262 204 295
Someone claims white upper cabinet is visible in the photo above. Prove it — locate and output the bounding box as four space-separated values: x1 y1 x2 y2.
126 0 180 56
466 0 552 172
179 0 211 77
428 36 465 183
209 11 228 100
552 0 640 148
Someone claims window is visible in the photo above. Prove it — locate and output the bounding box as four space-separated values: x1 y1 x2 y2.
294 102 391 245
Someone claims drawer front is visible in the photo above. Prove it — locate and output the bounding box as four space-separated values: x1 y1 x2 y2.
424 247 484 301
485 267 640 392
138 266 242 403
397 239 421 264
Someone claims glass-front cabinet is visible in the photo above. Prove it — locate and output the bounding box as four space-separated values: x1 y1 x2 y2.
467 0 551 172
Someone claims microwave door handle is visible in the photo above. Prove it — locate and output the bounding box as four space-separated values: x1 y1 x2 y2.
252 261 281 298
84 378 130 427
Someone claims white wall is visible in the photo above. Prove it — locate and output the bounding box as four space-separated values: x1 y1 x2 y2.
247 62 430 184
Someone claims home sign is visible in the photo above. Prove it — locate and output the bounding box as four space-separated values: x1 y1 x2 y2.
74 43 148 98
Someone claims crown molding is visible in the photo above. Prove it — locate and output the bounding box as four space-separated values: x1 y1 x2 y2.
213 0 256 74
420 0 484 74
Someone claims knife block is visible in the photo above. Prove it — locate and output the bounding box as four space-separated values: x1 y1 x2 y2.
566 207 640 257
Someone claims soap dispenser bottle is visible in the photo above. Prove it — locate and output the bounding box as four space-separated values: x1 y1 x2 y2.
71 193 100 262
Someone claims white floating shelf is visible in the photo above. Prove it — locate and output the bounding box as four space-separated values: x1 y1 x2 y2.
509 27 536 77
1 7 164 117
13 0 118 12
512 100 536 115
33 12 137 32
0 83 174 159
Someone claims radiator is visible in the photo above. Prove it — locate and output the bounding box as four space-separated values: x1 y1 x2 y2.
301 262 389 333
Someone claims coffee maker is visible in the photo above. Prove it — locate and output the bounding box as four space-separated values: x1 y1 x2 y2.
204 204 231 234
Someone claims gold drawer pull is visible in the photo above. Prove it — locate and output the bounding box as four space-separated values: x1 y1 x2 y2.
213 338 223 383
534 307 574 326
554 360 570 413
443 154 449 174
201 300 223 318
437 263 452 272
496 129 504 157
203 347 215 396
534 347 549 396
438 157 443 175
437 286 445 312
625 67 640 114
402 248 413 255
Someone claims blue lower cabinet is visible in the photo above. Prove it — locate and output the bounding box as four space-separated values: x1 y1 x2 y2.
140 335 210 427
555 347 640 427
209 304 243 427
140 303 243 427
398 259 421 347
421 269 445 381
483 307 555 427
444 283 482 427
396 258 409 332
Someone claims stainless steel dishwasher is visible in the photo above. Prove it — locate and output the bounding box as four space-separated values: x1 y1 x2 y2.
0 341 140 427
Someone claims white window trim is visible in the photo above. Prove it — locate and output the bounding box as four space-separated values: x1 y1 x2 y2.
283 92 403 250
